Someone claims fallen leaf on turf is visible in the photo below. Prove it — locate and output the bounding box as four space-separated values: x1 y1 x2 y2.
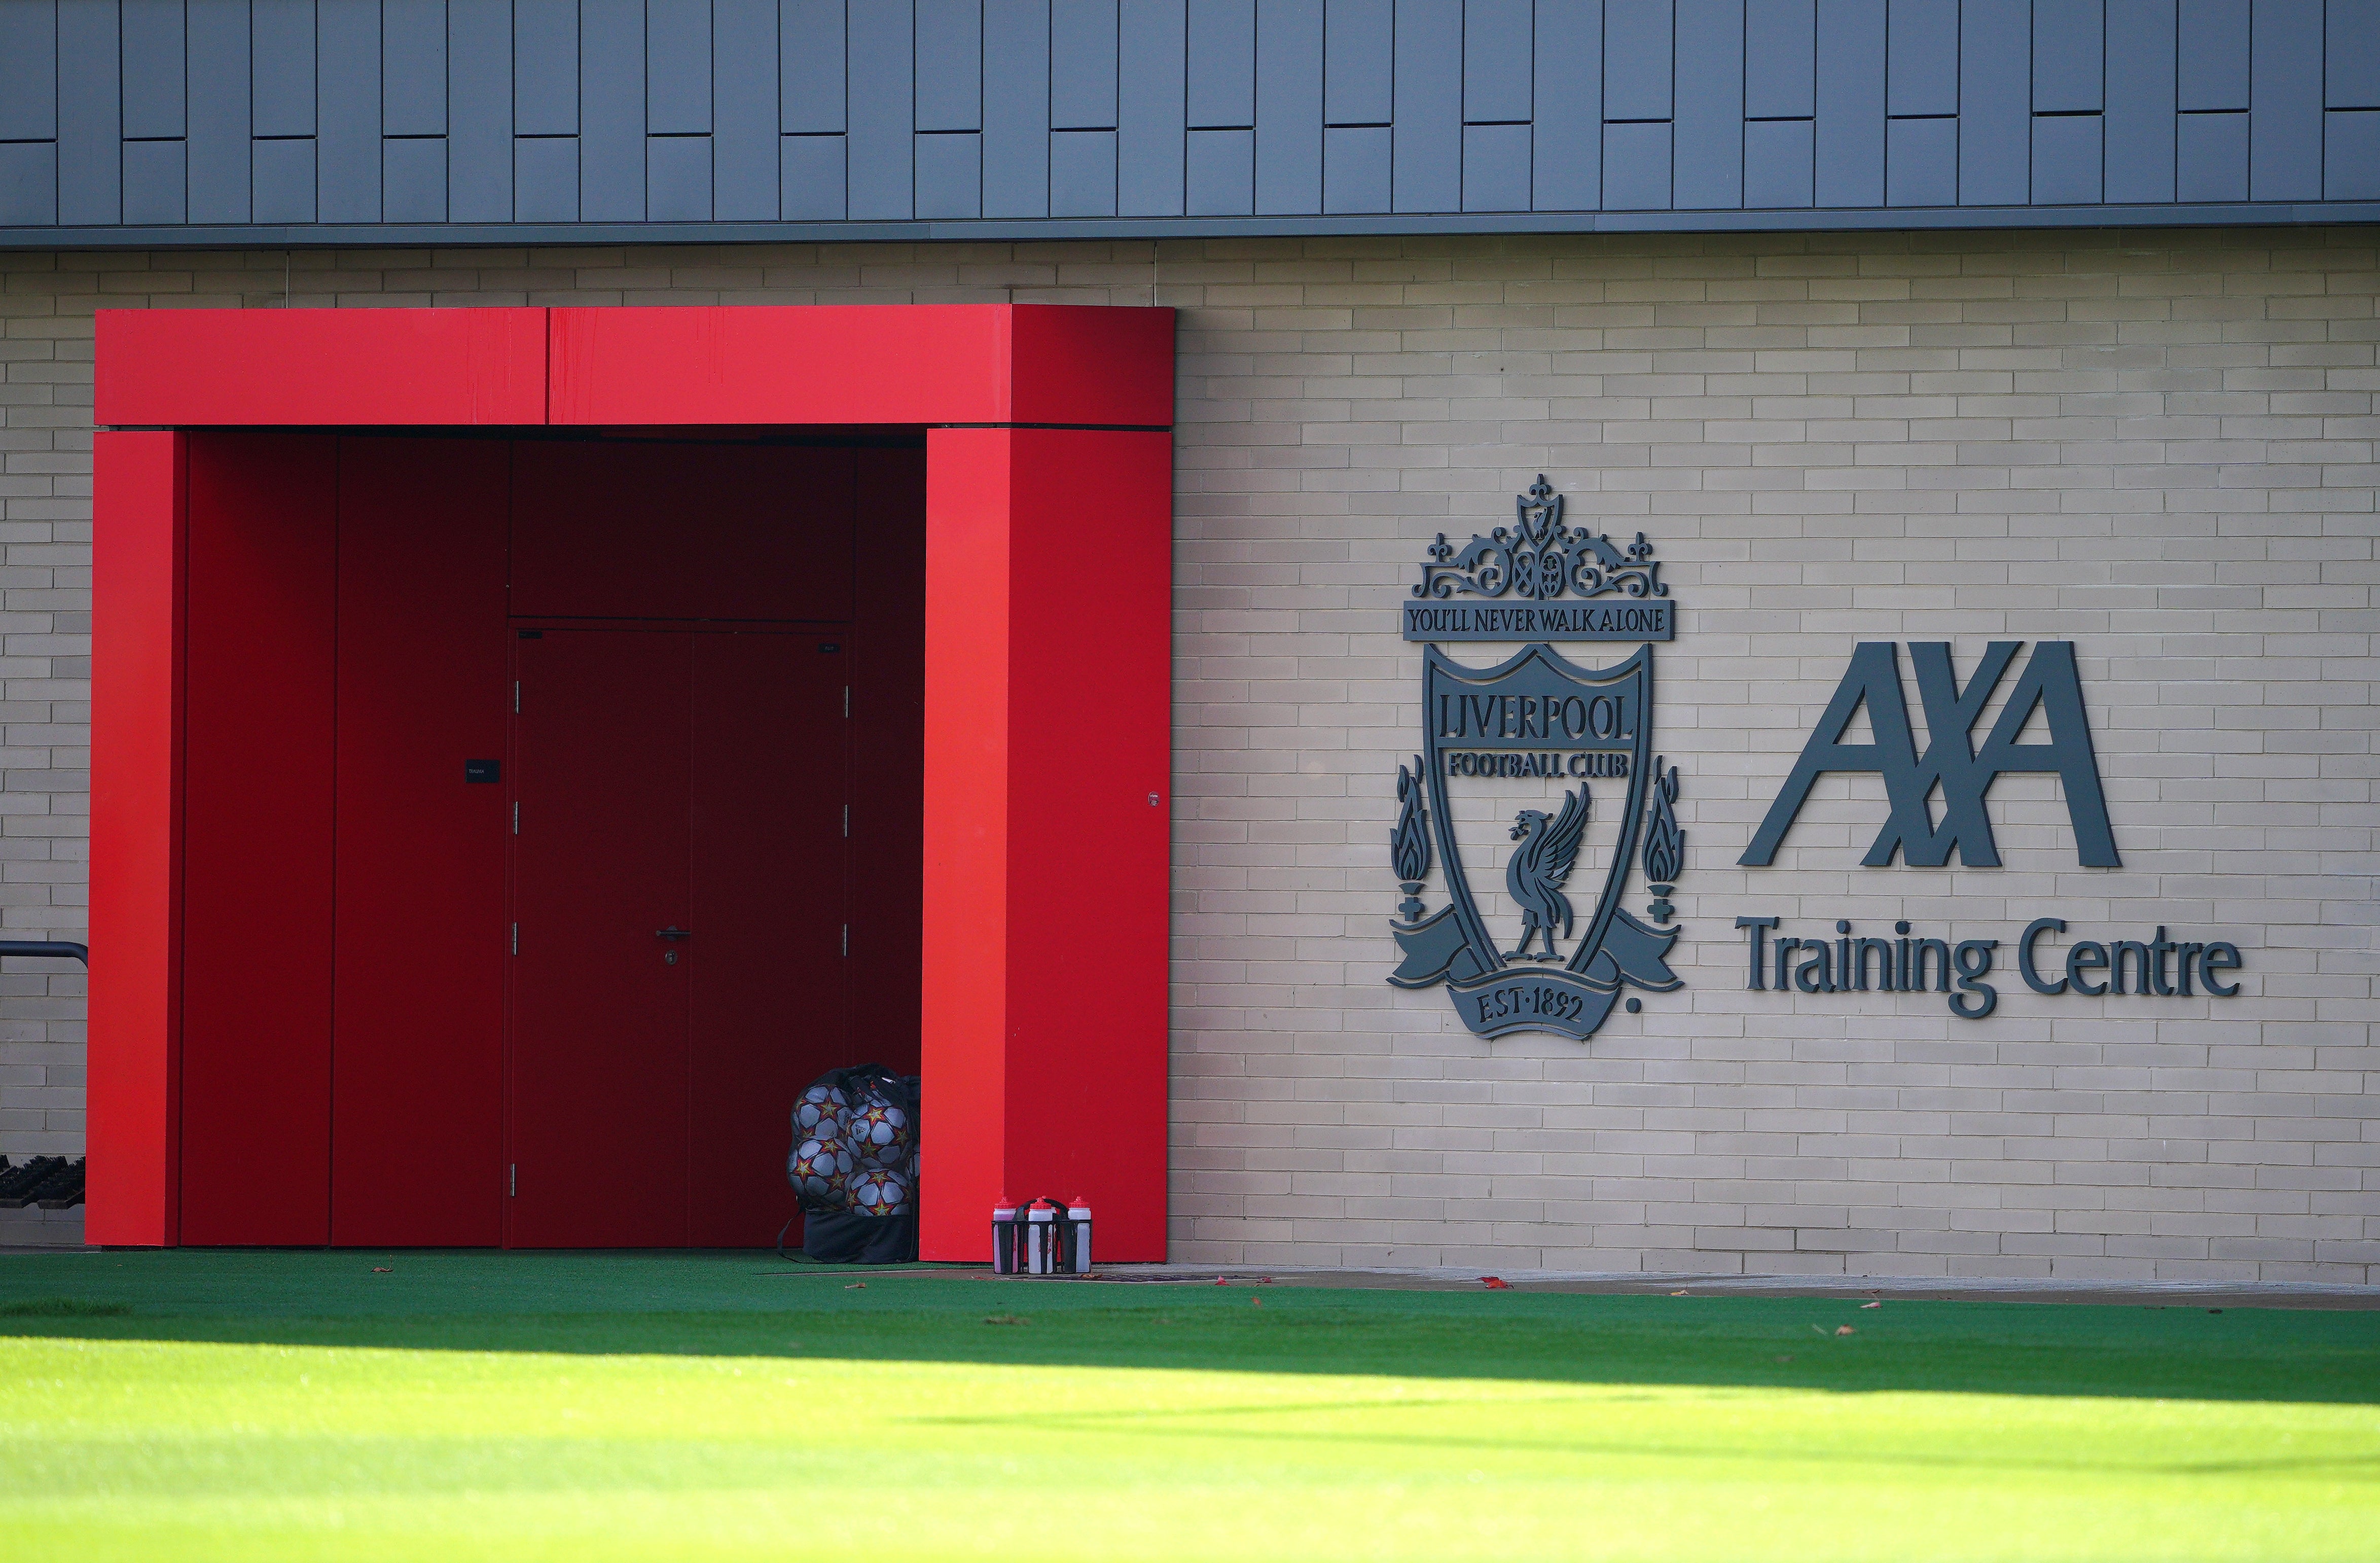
984 1315 1028 1326
1861 1300 1882 1309
1670 1290 1688 1296
1251 1297 1263 1307
1835 1325 1856 1336
1481 1276 1510 1289
845 1283 866 1290
372 1267 391 1273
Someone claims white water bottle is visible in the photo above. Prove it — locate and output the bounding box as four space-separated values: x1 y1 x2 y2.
991 1198 1019 1274
1026 1200 1056 1273
1067 1197 1093 1273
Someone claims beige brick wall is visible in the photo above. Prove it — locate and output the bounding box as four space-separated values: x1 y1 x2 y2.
3 229 2372 1278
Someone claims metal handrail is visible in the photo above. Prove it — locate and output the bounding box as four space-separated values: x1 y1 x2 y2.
0 941 86 965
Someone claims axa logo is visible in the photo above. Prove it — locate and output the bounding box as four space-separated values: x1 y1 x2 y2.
1738 641 2118 870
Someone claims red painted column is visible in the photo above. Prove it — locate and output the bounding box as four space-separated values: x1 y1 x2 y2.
87 432 185 1247
920 427 1172 1263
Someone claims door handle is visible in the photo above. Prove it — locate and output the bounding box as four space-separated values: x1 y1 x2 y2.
655 927 693 939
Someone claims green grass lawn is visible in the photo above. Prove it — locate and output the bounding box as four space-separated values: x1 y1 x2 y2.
1 1252 2374 1561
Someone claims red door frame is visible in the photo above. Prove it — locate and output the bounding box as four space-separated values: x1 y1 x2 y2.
87 304 1174 1262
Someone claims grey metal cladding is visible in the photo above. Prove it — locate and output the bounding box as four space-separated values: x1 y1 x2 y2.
2105 0 2176 202
1816 0 1885 206
317 0 380 220
1602 0 1671 121
121 0 187 141
251 0 317 137
1253 0 1321 214
1674 0 1743 209
186 0 250 222
56 0 122 224
1391 0 1459 212
982 0 1050 216
1324 0 1392 125
1187 0 1255 128
1052 0 1121 128
647 0 714 134
783 0 847 132
1119 0 1186 215
848 1 915 218
1462 0 1530 124
1744 0 1815 119
917 0 984 133
0 2 59 143
713 0 778 218
1533 0 1602 211
450 0 513 222
9 0 2377 243
1886 0 1956 117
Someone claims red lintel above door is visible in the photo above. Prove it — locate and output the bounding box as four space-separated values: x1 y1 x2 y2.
96 305 1174 430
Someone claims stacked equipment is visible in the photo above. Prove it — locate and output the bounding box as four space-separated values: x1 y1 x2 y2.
784 1065 918 1263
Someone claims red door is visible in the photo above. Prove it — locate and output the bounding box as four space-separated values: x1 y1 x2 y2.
509 628 850 1248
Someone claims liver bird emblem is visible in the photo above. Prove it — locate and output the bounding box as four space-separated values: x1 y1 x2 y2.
1504 786 1590 961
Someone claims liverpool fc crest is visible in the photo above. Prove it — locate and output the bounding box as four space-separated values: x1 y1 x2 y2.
1387 479 1686 1041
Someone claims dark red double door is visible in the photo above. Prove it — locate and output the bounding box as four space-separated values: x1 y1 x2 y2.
509 628 849 1247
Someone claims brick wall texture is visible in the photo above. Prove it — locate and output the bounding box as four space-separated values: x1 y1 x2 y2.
2 228 2372 1278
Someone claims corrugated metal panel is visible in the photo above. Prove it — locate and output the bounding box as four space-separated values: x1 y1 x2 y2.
1254 0 1321 213
713 0 778 218
1119 0 1186 215
984 0 1052 216
1392 0 1460 210
1534 0 1602 210
1675 0 1744 208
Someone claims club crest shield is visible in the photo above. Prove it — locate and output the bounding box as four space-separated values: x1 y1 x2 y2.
1388 480 1686 1041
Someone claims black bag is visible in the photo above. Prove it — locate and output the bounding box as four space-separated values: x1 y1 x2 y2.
786 1062 921 1264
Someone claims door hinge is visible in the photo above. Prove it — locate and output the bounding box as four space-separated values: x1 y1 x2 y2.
841 924 848 958
513 680 520 714
510 922 518 956
512 802 519 835
843 686 850 719
509 1164 517 1197
843 804 849 838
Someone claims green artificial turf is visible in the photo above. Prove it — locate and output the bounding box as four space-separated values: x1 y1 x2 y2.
1 1252 2374 1561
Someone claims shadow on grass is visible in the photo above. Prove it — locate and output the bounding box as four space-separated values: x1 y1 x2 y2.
1 1249 2374 1405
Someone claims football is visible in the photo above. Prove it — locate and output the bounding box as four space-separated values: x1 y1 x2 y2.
787 1136 854 1208
847 1164 912 1217
794 1083 851 1139
846 1100 912 1166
